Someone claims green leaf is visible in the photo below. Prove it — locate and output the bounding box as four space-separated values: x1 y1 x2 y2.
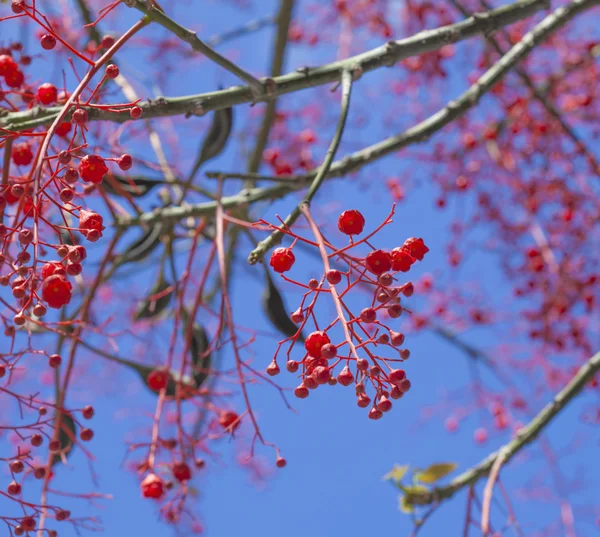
383 464 409 483
116 223 164 266
399 495 414 514
51 412 77 467
103 174 163 198
415 462 458 484
181 309 212 389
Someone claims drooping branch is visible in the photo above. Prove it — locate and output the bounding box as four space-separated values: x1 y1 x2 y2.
404 350 600 507
0 0 548 132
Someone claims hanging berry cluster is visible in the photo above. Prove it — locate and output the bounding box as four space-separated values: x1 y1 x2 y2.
265 207 428 420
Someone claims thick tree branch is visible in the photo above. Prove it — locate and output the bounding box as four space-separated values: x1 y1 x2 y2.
248 69 355 264
116 0 596 230
404 350 600 507
0 0 548 132
127 1 264 96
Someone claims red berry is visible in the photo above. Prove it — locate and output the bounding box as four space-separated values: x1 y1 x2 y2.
101 35 116 49
387 304 402 318
60 188 74 203
5 68 24 87
11 143 33 166
474 427 488 444
7 481 21 495
20 517 35 531
55 122 72 137
118 154 133 171
326 269 342 285
338 209 365 235
397 378 411 393
321 343 337 359
41 274 72 309
147 369 169 391
82 405 94 419
218 410 240 432
290 308 304 324
402 237 429 261
276 457 287 468
55 509 70 521
141 473 164 500
401 282 414 297
294 384 309 399
106 64 120 78
365 250 392 275
266 360 280 376
0 54 18 76
368 407 383 420
40 34 57 50
30 434 43 447
36 83 58 105
337 366 354 386
78 155 108 184
130 106 143 119
304 331 330 358
377 396 392 412
72 108 88 124
389 369 406 384
10 460 24 473
48 354 62 368
78 209 104 242
172 462 192 482
390 248 414 272
286 360 299 373
357 394 371 408
269 247 295 273
360 307 377 323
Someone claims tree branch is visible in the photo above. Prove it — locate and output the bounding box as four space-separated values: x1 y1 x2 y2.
0 0 548 132
404 350 600 507
127 0 264 96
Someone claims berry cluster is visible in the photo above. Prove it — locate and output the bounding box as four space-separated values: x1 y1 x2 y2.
265 208 428 420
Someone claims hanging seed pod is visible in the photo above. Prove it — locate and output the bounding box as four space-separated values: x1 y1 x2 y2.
51 411 77 467
133 277 173 321
181 309 212 389
262 267 305 342
102 174 162 198
188 106 234 180
116 223 164 266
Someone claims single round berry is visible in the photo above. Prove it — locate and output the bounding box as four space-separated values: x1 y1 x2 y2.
5 67 24 87
172 462 192 482
266 360 280 376
82 405 94 419
337 366 354 386
402 237 429 261
357 394 371 408
360 307 377 323
30 434 43 447
55 509 71 521
397 378 411 393
21 517 35 531
147 369 169 391
269 247 295 273
290 309 304 324
474 427 488 444
338 209 365 235
34 467 46 479
356 358 368 371
286 360 299 373
390 331 405 346
41 274 72 309
11 143 33 166
78 155 108 184
60 188 74 203
106 64 120 78
308 278 319 289
294 384 309 399
365 250 392 275
387 304 403 318
56 122 72 137
36 83 58 105
58 150 71 165
49 354 62 368
377 396 392 412
101 35 116 49
304 331 330 358
218 410 240 432
72 108 88 124
400 349 410 360
326 269 342 285
377 333 389 344
401 282 414 297
11 1 25 14
368 407 383 420
118 154 132 171
40 34 57 50
390 247 415 272
7 481 21 495
276 457 287 468
321 343 337 359
130 106 143 119
80 428 94 441
10 460 24 473
79 209 104 242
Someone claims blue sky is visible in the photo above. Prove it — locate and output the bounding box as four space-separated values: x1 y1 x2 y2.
1 1 598 536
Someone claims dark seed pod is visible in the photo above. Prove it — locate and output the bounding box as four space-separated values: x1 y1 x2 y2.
116 223 164 265
262 267 305 342
188 106 234 180
102 174 163 198
51 412 77 467
133 277 173 321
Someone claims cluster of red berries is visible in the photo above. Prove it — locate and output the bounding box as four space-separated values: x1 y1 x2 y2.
266 209 428 420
